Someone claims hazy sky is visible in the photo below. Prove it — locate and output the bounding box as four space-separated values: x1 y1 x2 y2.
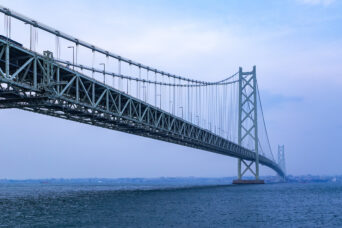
0 0 341 179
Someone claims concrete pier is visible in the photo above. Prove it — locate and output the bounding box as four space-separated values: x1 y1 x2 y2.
232 179 265 184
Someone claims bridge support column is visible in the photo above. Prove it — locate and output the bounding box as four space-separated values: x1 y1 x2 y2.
278 145 286 180
238 158 242 179
233 66 264 184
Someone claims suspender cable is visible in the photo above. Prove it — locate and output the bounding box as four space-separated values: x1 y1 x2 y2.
146 69 149 103
155 72 157 106
118 59 122 91
127 64 131 94
169 76 171 113
55 35 60 59
173 78 175 115
187 81 190 121
92 50 95 79
138 67 141 99
76 44 79 65
160 74 163 109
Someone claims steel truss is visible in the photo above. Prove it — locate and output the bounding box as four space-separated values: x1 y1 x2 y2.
0 39 284 177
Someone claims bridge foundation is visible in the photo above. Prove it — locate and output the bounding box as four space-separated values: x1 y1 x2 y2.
232 179 265 184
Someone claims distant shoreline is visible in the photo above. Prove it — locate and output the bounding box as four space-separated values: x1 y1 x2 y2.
0 175 339 184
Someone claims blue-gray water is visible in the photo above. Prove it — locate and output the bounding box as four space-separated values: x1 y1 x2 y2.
0 181 342 227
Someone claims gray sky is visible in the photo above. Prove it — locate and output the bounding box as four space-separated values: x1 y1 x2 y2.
0 0 341 179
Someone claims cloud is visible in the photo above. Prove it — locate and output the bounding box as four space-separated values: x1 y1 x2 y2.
0 0 342 177
260 91 303 110
297 0 336 6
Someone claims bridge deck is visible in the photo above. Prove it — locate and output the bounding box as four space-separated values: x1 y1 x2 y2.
0 39 284 177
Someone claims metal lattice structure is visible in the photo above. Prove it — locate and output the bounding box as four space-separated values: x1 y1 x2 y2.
0 5 286 178
237 66 260 180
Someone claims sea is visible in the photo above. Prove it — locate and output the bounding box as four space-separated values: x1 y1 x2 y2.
0 179 341 227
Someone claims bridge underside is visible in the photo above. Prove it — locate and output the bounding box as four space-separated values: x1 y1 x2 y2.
0 39 285 177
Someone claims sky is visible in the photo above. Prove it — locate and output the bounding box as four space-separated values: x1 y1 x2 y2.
0 0 341 179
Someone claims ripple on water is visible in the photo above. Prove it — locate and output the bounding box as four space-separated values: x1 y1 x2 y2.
0 182 342 227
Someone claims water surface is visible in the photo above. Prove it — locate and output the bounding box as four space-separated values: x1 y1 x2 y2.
0 181 341 227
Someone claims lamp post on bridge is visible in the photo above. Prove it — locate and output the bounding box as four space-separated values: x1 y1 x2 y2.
142 85 147 102
67 46 74 70
169 101 173 114
99 63 106 84
156 94 162 109
179 106 183 119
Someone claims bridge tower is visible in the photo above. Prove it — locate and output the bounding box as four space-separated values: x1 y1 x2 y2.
278 145 286 175
234 66 263 184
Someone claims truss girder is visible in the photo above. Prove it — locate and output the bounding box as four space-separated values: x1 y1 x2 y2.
0 40 284 177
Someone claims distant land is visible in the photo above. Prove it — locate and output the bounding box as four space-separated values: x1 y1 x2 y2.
0 175 340 185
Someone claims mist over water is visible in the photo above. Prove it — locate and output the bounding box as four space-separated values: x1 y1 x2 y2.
1 181 342 227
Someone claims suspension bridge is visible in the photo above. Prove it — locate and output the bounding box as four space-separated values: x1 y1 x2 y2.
0 6 286 182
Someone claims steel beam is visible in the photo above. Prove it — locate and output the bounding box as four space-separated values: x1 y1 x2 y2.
0 39 285 177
